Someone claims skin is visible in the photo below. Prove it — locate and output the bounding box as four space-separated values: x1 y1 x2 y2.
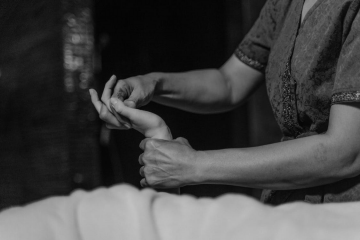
91 0 360 191
90 79 181 192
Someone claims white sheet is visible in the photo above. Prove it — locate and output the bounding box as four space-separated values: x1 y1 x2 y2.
0 184 359 240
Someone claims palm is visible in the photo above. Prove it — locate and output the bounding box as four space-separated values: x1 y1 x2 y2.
110 98 172 140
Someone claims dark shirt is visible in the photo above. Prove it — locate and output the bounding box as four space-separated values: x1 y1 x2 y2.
235 0 360 204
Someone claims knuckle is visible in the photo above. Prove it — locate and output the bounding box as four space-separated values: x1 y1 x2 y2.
145 176 155 186
142 151 152 164
143 166 151 176
117 79 125 84
146 139 160 149
132 75 141 81
176 137 190 145
117 89 127 99
138 153 144 164
99 111 107 120
140 179 146 187
144 139 154 149
114 80 125 90
139 139 148 150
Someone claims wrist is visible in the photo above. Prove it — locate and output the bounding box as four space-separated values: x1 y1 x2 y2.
151 124 172 141
189 150 208 185
147 72 167 96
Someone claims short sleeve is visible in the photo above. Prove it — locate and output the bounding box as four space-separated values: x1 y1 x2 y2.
332 4 360 104
234 0 287 72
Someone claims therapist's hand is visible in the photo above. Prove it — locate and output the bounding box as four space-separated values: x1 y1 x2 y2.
112 73 158 109
90 75 131 129
90 85 172 141
139 137 199 188
109 97 172 140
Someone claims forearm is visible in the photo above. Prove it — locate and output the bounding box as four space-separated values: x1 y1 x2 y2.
151 56 264 113
151 69 234 114
194 134 360 190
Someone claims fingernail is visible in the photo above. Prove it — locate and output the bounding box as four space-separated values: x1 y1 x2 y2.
110 98 118 105
124 100 135 108
124 123 131 129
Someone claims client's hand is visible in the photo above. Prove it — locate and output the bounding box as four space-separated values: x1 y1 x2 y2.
109 98 172 140
90 79 179 193
90 84 172 140
90 75 132 130
109 98 180 194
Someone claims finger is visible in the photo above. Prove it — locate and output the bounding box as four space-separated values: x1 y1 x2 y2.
89 89 102 113
99 104 123 127
124 99 136 108
109 103 132 128
139 138 152 150
123 87 142 108
113 80 130 101
110 98 140 121
113 79 142 108
101 75 117 111
138 153 144 165
139 166 145 177
140 178 149 188
95 94 131 130
175 137 191 147
105 123 130 130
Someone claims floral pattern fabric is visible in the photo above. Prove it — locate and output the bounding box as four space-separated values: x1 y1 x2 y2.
235 0 360 205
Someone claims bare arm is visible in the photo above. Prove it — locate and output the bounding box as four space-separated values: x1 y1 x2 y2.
113 55 264 114
152 55 264 113
139 103 360 190
97 55 262 130
193 103 360 190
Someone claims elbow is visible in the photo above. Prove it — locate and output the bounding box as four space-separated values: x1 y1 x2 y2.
217 68 238 109
336 152 360 179
310 135 360 184
326 140 360 180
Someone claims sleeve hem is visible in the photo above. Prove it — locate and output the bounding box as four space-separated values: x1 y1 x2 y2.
234 48 266 72
331 91 360 105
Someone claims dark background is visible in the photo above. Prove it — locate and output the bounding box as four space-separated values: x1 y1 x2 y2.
94 0 281 198
0 0 281 209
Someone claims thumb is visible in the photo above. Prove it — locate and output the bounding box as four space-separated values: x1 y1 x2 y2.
175 137 192 147
123 99 136 108
110 98 138 121
123 88 140 108
123 87 145 108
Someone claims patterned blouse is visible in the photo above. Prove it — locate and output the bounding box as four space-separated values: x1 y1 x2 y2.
235 0 360 205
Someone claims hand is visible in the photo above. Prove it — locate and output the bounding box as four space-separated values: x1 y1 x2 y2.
109 97 172 140
112 73 158 108
109 93 180 194
138 137 198 189
90 75 131 130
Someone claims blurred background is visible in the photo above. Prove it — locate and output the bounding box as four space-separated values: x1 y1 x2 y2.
0 0 281 210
